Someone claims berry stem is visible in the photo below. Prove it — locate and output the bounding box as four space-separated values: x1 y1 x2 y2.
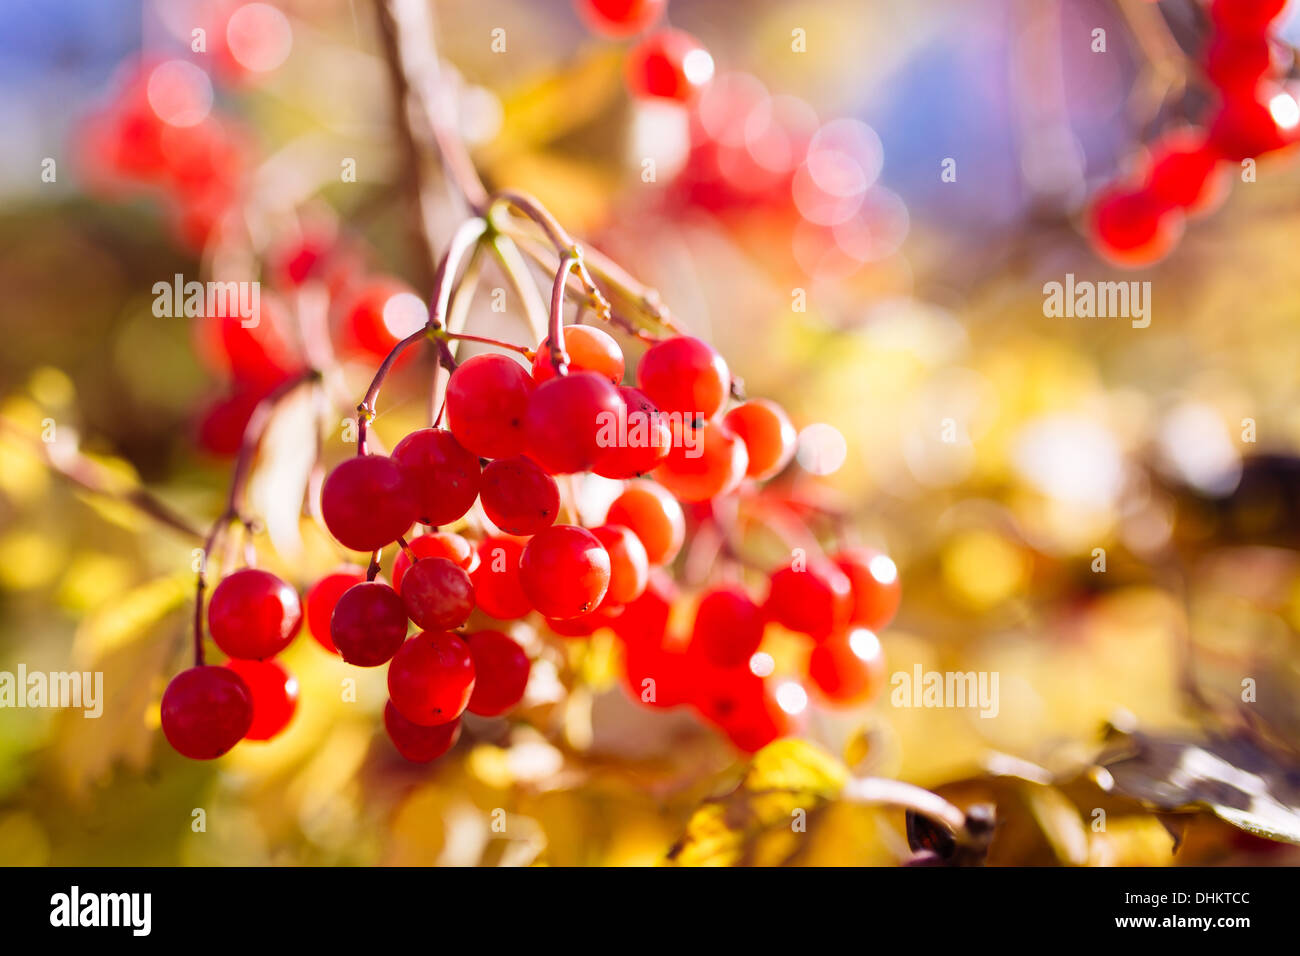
433 329 532 356
841 776 988 851
0 415 205 542
355 328 427 455
366 550 382 582
547 252 580 374
192 369 321 666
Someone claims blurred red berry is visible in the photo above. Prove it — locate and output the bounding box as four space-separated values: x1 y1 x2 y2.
625 29 715 102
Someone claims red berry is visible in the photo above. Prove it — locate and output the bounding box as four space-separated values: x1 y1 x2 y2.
393 532 475 592
723 399 795 479
688 654 764 727
611 568 677 646
1208 87 1297 159
1144 133 1225 212
808 628 886 705
1204 32 1274 94
625 29 714 103
654 420 748 502
592 386 672 479
207 568 302 660
523 371 626 474
1086 185 1183 267
635 335 730 420
400 557 475 631
622 638 691 708
765 559 852 640
692 585 766 668
547 604 624 637
590 524 649 606
195 389 261 457
470 536 532 620
160 665 253 759
341 278 420 359
330 581 409 666
384 701 461 762
531 325 625 385
606 481 685 565
465 630 531 716
480 456 560 534
1209 0 1289 35
721 679 803 753
320 454 418 552
224 658 299 740
832 547 901 631
445 353 535 459
519 525 612 619
575 0 666 38
304 566 365 653
387 631 476 726
390 428 481 527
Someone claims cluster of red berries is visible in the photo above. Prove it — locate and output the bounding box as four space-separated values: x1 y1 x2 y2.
79 60 250 251
160 318 902 761
575 0 714 104
612 545 898 752
1087 0 1297 266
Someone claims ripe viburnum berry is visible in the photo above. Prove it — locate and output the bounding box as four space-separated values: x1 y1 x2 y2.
654 420 748 502
341 278 419 359
635 335 730 419
393 532 476 592
606 481 685 565
531 325 625 385
1208 0 1289 35
480 456 560 535
523 370 626 474
160 665 254 759
224 658 299 740
445 353 535 459
807 628 886 704
765 559 853 640
622 637 691 709
723 399 796 479
1203 31 1273 95
304 566 365 653
720 679 804 753
575 0 666 38
320 454 418 552
207 568 302 660
465 630 531 716
384 701 461 763
691 584 766 668
625 29 714 102
687 652 765 728
400 556 475 631
592 386 672 479
387 631 476 726
330 581 409 666
390 427 481 527
591 523 650 605
832 547 902 631
470 536 533 620
1144 133 1225 213
1086 185 1183 267
611 568 677 647
1208 87 1296 160
519 525 612 619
